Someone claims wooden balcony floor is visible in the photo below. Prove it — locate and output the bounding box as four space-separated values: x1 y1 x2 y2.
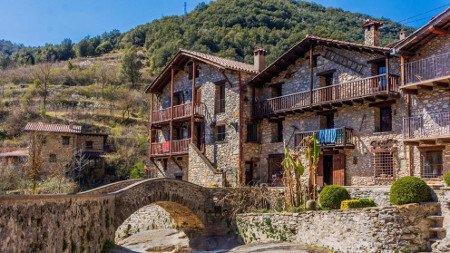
151 114 204 127
401 75 450 92
404 135 450 146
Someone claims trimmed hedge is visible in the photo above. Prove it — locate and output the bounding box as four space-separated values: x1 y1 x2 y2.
319 185 350 209
389 176 432 205
340 198 377 210
444 171 450 187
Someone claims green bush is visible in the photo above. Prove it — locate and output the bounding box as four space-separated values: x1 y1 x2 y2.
319 185 350 209
341 198 377 209
389 176 432 205
444 171 450 187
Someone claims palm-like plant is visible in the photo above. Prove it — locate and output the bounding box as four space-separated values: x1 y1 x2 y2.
304 133 321 200
281 143 305 208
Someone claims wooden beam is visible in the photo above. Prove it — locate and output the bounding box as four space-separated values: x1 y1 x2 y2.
316 109 337 116
433 81 449 88
402 89 418 95
369 99 396 108
419 139 437 145
342 101 354 106
417 84 433 90
429 26 449 35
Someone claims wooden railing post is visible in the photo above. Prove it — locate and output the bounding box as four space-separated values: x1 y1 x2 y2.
385 57 390 93
191 61 196 144
170 67 174 155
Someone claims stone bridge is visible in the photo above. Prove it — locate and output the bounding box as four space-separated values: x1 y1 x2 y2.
0 179 240 253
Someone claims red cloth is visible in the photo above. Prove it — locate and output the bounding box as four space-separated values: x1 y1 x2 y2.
162 141 170 153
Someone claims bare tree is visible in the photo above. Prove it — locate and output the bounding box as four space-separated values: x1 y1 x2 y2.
69 149 90 186
32 62 53 111
27 132 46 194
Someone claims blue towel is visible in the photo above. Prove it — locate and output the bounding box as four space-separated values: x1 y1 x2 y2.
319 128 337 144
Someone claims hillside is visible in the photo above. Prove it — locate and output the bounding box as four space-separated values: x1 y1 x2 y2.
0 0 415 192
1 0 412 73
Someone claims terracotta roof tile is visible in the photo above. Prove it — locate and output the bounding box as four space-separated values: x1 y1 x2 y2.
24 122 82 134
180 49 258 74
0 149 28 157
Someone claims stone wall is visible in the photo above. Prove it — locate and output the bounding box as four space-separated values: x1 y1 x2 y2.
346 186 391 206
0 194 115 253
115 204 175 241
237 203 439 253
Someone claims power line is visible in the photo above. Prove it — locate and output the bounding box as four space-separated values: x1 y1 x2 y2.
397 3 450 23
402 15 437 25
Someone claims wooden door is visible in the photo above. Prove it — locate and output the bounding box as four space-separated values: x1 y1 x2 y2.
332 153 346 186
195 86 202 104
316 155 324 187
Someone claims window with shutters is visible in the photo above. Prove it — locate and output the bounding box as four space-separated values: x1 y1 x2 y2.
376 106 392 132
215 84 226 113
373 149 395 179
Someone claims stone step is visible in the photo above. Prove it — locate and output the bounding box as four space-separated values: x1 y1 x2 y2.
429 237 442 243
429 227 446 233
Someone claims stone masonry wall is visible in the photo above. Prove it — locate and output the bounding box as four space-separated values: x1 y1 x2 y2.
237 203 439 253
0 194 115 253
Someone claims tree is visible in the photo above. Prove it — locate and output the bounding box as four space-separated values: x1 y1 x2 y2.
32 62 53 111
27 132 46 194
95 40 113 55
303 133 321 200
120 46 142 88
281 144 305 209
70 150 90 186
59 38 75 60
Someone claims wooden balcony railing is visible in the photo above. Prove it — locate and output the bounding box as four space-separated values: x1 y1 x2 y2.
149 138 191 156
403 111 450 139
295 127 354 147
404 52 450 85
151 103 204 124
254 74 399 117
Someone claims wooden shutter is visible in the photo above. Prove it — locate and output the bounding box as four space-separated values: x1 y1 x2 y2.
333 153 346 186
316 155 324 186
195 86 202 104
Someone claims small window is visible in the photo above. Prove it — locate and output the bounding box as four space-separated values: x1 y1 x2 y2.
163 159 168 171
216 84 225 113
246 123 258 142
62 136 70 145
216 125 226 142
312 55 318 68
41 137 47 145
85 141 93 149
377 106 392 132
271 85 282 98
49 154 57 163
187 63 199 80
373 149 394 179
271 121 283 143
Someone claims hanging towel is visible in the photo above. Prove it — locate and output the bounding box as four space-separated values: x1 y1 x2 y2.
319 128 337 144
162 141 170 153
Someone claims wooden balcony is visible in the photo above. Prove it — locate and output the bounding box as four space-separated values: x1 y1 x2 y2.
151 103 204 125
403 111 450 145
253 74 399 118
149 138 191 157
295 127 354 149
402 52 450 92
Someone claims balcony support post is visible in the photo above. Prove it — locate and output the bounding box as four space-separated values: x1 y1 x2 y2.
400 55 406 86
149 93 153 158
191 61 196 144
170 67 174 155
309 45 314 105
385 56 390 92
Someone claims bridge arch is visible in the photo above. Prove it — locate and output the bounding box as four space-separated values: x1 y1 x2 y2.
111 178 219 240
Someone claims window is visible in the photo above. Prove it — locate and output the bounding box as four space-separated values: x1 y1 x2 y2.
246 123 259 142
319 73 334 87
312 55 318 68
216 84 225 113
377 106 392 132
271 121 283 143
271 85 282 98
62 136 70 145
162 159 168 171
85 141 93 149
173 92 184 106
216 125 226 142
422 150 443 178
268 154 284 186
187 62 199 80
41 137 47 145
373 149 394 179
49 154 57 163
320 113 335 129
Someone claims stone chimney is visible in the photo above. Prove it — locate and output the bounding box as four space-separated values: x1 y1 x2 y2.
254 47 267 72
399 30 407 40
363 19 383 46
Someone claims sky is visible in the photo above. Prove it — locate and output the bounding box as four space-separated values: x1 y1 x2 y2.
0 0 448 47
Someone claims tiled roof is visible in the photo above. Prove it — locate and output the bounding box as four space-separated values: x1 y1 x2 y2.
179 49 258 74
0 149 28 157
24 122 82 134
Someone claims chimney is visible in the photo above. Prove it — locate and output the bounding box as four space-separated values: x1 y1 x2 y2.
253 47 267 72
363 19 383 46
399 30 407 40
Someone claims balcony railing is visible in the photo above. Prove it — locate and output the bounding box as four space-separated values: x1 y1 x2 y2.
254 74 399 117
151 103 204 124
404 52 450 85
149 138 191 156
403 111 450 139
295 127 354 147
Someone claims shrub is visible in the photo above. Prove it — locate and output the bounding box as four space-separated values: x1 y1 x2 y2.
319 185 350 209
444 171 450 187
389 176 432 205
340 198 377 209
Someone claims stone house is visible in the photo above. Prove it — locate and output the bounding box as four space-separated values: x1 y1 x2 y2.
0 148 28 175
147 10 449 188
146 49 259 187
393 8 450 182
24 122 108 178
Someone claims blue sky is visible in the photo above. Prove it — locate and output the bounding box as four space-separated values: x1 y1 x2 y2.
0 0 448 46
